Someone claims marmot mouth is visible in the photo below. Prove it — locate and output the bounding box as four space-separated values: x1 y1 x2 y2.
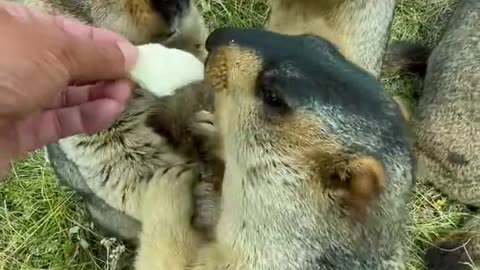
205 48 229 93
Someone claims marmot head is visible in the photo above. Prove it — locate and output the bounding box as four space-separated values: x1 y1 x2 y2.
205 27 414 253
89 0 208 59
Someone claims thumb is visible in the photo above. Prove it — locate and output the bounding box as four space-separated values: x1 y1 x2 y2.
54 17 138 84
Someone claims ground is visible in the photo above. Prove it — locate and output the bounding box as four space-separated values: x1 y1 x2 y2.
0 0 471 269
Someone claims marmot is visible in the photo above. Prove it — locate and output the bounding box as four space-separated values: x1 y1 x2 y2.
381 0 480 269
131 26 415 270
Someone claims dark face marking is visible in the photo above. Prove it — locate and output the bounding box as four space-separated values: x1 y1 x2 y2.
150 0 190 25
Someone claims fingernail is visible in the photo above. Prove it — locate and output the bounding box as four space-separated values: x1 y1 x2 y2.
117 41 138 71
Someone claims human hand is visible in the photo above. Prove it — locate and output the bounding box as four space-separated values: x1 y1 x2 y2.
0 2 138 178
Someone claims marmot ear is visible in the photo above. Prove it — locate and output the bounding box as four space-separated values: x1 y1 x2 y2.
324 156 386 220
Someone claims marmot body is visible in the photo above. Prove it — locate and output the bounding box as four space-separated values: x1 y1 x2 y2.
382 0 480 268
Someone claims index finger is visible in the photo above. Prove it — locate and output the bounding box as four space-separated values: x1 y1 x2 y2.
0 1 126 43
1 1 137 83
53 15 128 44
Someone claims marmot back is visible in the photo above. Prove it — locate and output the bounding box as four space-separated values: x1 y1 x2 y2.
265 0 396 78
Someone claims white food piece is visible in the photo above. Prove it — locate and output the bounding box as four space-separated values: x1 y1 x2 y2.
128 43 205 98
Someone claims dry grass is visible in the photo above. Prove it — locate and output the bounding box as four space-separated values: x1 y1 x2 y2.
0 0 471 269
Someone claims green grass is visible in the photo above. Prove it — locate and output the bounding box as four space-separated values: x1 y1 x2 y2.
0 0 470 269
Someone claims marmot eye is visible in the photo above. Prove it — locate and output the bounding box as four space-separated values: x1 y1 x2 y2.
260 86 287 108
257 69 290 112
